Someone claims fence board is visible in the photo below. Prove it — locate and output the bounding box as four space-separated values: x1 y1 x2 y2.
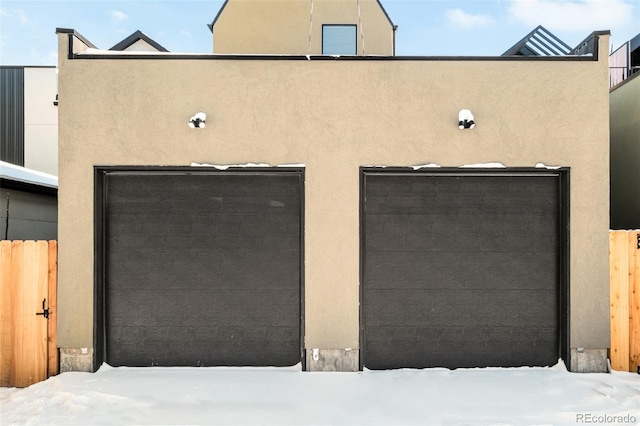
609 231 629 371
11 241 48 387
0 241 12 387
629 231 640 372
48 241 58 377
11 240 27 386
34 241 48 384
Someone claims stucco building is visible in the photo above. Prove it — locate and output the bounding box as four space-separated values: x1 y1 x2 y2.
209 0 395 55
55 1 611 373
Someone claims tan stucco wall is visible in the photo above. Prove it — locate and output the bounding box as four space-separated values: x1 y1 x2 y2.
57 32 611 363
610 73 640 229
213 0 394 55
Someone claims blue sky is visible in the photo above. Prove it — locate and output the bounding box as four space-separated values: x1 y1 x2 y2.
1 0 638 65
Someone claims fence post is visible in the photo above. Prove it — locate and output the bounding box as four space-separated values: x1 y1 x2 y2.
629 231 640 372
48 240 58 377
0 241 12 386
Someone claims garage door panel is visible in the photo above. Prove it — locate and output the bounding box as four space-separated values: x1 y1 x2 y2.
365 326 558 369
365 213 557 252
362 170 563 369
109 195 301 216
364 289 557 328
364 251 557 290
107 288 300 328
101 169 303 367
365 176 558 215
107 213 300 250
107 250 300 290
108 174 301 214
107 326 300 367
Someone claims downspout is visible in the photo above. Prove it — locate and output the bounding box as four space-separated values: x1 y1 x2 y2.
4 192 9 240
393 25 398 56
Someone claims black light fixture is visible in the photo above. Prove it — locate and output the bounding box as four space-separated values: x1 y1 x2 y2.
189 112 206 128
53 94 59 106
458 109 475 129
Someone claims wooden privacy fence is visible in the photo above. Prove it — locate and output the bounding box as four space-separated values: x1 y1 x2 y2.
0 236 637 381
0 240 58 387
609 230 640 372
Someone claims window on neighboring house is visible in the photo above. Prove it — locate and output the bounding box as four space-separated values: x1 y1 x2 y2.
322 25 357 55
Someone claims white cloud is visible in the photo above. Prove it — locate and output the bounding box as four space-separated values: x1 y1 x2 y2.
508 0 634 32
179 30 192 37
1 8 31 24
110 10 128 23
14 9 30 24
445 9 495 28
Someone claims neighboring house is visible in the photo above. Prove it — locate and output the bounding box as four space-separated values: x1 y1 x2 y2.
109 30 169 52
0 66 58 240
502 25 572 56
209 0 396 55
0 161 58 240
0 66 58 177
609 33 640 88
54 4 611 374
610 34 640 230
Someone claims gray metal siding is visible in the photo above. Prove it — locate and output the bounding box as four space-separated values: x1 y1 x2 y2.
0 67 25 166
0 188 57 240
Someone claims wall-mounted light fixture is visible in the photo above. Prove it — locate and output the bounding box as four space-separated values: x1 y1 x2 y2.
189 112 206 128
458 109 475 129
53 94 59 106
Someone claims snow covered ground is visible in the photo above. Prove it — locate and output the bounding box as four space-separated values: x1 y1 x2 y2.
1 361 639 425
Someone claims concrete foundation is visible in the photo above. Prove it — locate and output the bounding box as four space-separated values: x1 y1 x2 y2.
570 348 608 373
60 348 94 373
306 349 359 372
57 347 609 373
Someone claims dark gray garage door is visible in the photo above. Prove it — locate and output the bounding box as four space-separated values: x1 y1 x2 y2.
97 168 303 367
361 169 567 369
